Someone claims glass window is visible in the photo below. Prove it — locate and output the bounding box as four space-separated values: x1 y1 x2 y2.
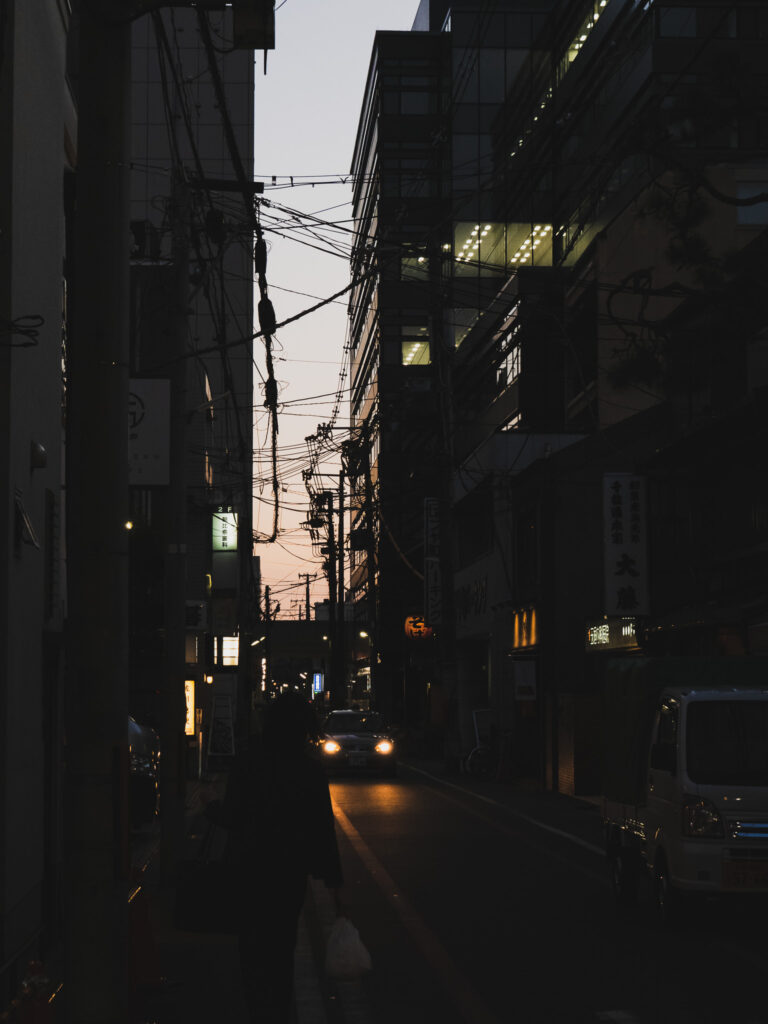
214 636 239 666
699 6 736 38
400 250 430 281
500 413 522 432
401 324 430 365
658 7 697 37
478 49 506 102
452 48 478 102
687 700 768 785
450 307 481 347
506 12 533 45
499 341 522 388
505 50 528 88
452 134 478 191
453 221 508 276
401 92 431 115
325 712 386 735
736 182 768 225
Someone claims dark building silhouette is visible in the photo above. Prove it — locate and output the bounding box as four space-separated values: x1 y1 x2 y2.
348 0 768 787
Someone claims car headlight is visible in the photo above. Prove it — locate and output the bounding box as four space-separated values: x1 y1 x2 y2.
682 796 724 837
323 740 341 755
375 740 393 755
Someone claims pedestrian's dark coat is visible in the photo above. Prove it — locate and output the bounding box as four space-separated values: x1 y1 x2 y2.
206 695 342 1024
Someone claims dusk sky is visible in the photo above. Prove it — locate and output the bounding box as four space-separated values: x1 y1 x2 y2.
252 0 419 616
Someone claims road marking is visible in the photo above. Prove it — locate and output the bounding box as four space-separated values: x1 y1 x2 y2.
404 762 605 857
332 801 503 1024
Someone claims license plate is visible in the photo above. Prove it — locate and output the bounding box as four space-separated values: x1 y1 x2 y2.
722 860 768 890
348 753 367 767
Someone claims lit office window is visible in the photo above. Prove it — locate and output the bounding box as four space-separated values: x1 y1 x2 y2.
215 636 239 666
400 248 430 280
453 222 553 275
401 325 430 365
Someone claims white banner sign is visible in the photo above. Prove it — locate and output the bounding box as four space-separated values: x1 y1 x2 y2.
128 379 170 485
603 474 649 616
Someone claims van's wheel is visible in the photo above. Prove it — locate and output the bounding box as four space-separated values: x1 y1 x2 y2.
653 854 681 927
608 848 639 907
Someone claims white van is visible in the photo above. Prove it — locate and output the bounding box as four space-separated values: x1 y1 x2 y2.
602 660 768 923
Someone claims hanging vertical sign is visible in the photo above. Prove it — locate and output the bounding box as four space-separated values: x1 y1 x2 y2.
603 474 649 616
212 507 238 551
184 679 195 736
424 498 442 625
128 379 170 485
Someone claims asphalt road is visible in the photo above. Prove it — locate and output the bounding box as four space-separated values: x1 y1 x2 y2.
323 765 768 1024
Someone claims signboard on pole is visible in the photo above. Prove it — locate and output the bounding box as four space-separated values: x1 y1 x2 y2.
184 679 195 736
424 557 442 626
128 378 170 485
423 498 442 625
212 507 238 551
603 474 649 616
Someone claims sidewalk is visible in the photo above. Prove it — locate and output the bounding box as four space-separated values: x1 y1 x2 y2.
129 776 329 1024
398 755 605 855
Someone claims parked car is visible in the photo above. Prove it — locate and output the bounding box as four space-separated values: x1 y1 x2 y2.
319 709 397 776
128 715 160 828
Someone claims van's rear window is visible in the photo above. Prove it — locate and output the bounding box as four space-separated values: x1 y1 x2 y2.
686 701 768 785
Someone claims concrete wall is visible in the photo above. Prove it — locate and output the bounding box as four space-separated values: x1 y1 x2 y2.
0 0 72 991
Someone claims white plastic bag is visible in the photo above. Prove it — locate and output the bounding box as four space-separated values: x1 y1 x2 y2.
324 915 372 980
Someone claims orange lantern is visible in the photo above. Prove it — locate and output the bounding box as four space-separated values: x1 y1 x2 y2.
404 615 433 639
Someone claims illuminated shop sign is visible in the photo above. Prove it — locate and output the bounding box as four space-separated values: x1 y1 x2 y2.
585 618 639 652
512 607 537 649
184 679 195 736
212 507 238 551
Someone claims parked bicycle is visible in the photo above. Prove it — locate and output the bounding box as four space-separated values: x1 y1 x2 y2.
463 743 496 777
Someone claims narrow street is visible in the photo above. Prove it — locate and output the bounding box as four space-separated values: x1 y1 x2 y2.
318 766 768 1024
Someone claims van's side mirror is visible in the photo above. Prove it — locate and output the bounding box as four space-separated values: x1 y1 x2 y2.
650 743 676 775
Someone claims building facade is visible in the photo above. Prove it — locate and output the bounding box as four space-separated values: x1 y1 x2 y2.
129 9 257 754
449 0 768 790
347 0 555 740
349 0 768 785
0 0 73 1005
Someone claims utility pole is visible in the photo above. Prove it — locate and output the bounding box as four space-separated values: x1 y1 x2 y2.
337 470 345 705
363 437 378 708
324 491 337 706
428 239 472 758
264 585 273 697
236 341 255 745
65 4 131 1020
299 572 314 622
159 173 190 883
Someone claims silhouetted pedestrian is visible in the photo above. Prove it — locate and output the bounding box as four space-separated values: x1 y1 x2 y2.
206 693 343 1023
